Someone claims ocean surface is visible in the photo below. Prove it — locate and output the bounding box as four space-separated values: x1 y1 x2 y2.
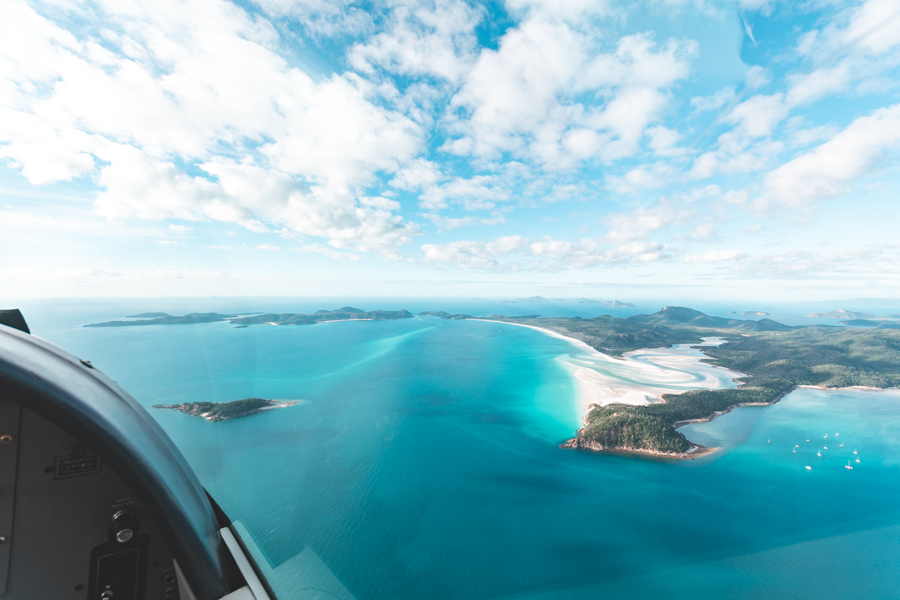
19 300 900 600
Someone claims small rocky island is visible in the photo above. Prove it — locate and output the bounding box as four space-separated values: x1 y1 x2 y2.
153 398 298 422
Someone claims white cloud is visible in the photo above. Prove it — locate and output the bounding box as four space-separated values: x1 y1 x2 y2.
422 209 509 231
684 249 745 263
348 0 482 83
786 64 852 106
840 0 900 56
761 103 900 208
293 243 362 260
605 162 677 193
504 0 613 21
168 224 192 233
724 93 788 138
691 86 735 113
417 175 509 210
447 22 697 166
257 244 280 251
0 0 423 256
421 233 670 271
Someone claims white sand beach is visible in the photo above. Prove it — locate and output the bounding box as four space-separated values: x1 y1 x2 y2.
474 319 744 417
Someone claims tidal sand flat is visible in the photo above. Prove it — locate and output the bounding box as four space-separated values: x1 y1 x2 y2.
479 320 743 416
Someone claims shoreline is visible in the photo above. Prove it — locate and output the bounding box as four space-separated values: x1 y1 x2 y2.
559 435 722 461
471 318 742 414
474 318 900 460
473 319 744 459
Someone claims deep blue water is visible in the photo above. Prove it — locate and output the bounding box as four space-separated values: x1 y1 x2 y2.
19 301 900 600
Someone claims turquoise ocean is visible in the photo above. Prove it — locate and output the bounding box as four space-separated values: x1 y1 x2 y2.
20 300 900 600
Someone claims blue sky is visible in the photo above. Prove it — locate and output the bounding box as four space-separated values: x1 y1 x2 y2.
1 0 899 300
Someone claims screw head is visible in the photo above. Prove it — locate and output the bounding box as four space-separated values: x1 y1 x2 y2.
0 435 13 444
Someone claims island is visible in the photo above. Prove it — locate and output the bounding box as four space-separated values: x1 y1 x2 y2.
418 311 476 319
806 309 876 319
477 306 900 458
85 307 413 328
153 398 299 421
85 313 236 327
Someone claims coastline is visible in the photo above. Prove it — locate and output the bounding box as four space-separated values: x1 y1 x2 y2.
471 318 742 415
473 318 744 459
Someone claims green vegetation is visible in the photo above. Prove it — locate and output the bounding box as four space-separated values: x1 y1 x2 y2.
153 398 297 421
419 311 475 320
86 307 413 328
230 307 413 326
499 307 900 455
86 313 236 327
186 398 270 418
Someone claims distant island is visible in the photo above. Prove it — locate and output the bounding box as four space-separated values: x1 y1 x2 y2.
496 296 636 307
85 307 413 328
484 306 900 458
86 313 236 327
498 296 551 303
741 311 769 316
806 309 876 319
153 398 299 421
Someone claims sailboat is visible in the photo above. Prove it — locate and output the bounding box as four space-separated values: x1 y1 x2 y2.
836 433 839 437
805 466 812 470
795 444 799 448
845 461 853 470
817 450 822 457
839 442 844 447
792 448 796 453
854 449 858 454
824 446 828 450
824 433 828 439
856 457 861 463
768 438 770 444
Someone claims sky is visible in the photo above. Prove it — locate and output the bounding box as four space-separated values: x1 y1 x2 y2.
1 0 899 301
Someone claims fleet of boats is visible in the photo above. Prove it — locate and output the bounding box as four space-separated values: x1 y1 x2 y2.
794 434 862 472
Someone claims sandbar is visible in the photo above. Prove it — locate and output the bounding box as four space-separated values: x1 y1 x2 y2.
473 319 743 418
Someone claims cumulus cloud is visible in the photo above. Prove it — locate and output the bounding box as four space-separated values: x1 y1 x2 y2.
683 249 745 263
0 0 422 256
447 22 697 166
761 103 900 208
421 233 670 271
348 0 482 83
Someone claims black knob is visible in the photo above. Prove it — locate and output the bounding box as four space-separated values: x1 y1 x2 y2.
110 510 140 543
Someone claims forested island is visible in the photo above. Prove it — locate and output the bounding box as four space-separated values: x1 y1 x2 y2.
85 307 413 328
231 307 412 326
153 398 298 421
484 307 900 457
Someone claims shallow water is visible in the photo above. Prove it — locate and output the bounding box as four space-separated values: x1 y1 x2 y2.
26 305 900 600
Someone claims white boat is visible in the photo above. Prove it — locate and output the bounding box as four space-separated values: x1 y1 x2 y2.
854 449 858 454
768 438 770 444
839 443 844 447
824 434 828 438
805 466 812 470
856 457 860 463
817 451 821 457
792 448 796 453
836 433 839 437
824 446 828 450
806 438 810 442
795 444 799 448
845 461 853 470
